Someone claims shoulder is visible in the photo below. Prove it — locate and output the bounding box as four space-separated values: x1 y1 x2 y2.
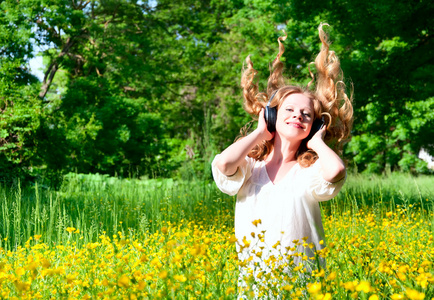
297 160 346 201
211 155 257 196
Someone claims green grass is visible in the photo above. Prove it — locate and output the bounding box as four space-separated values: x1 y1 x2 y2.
0 172 432 251
0 172 433 299
322 172 434 215
0 173 233 250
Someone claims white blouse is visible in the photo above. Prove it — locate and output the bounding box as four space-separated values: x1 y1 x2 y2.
212 155 345 267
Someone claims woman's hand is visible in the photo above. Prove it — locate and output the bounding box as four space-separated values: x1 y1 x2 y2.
214 109 274 176
306 124 326 150
306 125 346 183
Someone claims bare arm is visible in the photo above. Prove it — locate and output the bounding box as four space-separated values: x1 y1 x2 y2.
215 109 274 176
307 126 346 183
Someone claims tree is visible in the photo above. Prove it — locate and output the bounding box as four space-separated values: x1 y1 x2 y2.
286 0 434 173
0 1 42 180
1 0 433 182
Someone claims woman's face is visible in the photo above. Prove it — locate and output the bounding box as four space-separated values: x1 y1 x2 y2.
275 93 314 141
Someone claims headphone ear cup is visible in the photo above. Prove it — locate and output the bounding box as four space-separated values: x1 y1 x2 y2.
265 106 277 133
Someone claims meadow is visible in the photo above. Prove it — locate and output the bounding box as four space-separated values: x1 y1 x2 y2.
0 172 433 299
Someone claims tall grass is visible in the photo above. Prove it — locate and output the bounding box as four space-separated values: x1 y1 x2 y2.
323 172 434 215
0 172 433 298
0 173 234 250
0 171 432 250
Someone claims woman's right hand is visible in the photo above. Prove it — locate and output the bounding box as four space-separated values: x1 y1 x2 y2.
214 108 274 176
257 108 275 141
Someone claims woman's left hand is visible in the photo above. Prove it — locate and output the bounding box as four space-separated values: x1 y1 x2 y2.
306 125 326 150
306 125 346 183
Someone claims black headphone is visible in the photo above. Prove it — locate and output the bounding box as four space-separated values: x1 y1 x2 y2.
264 90 278 132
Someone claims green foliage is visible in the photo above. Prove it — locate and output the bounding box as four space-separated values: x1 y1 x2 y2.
287 0 434 173
0 1 42 180
1 0 433 182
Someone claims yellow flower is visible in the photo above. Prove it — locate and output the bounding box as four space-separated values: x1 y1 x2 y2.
15 267 25 277
14 281 30 292
66 227 76 233
314 269 325 278
405 288 425 300
282 285 293 291
159 270 168 280
390 294 404 300
226 287 235 295
368 295 379 300
137 281 146 291
327 271 337 281
65 274 75 284
228 235 237 243
322 293 332 300
307 282 321 295
118 274 130 288
241 236 251 247
356 280 371 293
293 265 303 272
343 281 357 292
252 219 262 227
174 274 187 282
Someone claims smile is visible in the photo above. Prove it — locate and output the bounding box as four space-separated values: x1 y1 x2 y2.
286 122 304 129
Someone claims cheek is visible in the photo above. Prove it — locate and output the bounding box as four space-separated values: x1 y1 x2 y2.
276 111 287 121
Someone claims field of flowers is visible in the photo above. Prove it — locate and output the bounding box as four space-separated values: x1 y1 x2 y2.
0 172 433 299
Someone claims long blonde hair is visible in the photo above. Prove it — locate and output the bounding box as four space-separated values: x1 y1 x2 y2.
240 24 353 167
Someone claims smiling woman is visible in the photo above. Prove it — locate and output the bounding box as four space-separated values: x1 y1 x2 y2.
212 23 354 298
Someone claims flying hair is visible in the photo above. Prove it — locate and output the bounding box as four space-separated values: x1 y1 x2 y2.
239 23 354 167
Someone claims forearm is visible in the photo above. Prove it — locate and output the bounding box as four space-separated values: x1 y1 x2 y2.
310 140 346 183
215 129 265 176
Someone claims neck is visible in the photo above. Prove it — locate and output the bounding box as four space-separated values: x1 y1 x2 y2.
268 134 301 163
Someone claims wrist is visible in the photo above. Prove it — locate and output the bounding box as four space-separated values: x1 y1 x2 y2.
252 128 269 142
308 138 326 153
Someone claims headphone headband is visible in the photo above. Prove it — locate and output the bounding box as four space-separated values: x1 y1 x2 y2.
267 90 279 107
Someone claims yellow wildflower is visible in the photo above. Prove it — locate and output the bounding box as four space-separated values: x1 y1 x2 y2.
225 287 235 295
356 280 371 293
307 282 321 295
159 270 168 279
405 288 425 300
118 274 130 288
15 267 25 277
174 274 187 282
252 219 262 227
66 227 76 233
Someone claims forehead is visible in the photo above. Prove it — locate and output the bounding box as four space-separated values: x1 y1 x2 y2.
280 93 313 110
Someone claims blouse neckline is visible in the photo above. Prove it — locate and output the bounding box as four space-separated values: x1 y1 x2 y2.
262 161 300 186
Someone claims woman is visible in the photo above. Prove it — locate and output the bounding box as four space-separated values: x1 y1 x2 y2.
212 24 353 297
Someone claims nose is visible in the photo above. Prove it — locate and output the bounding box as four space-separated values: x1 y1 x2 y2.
292 110 303 120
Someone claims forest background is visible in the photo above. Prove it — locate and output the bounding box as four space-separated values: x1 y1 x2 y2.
1 0 433 184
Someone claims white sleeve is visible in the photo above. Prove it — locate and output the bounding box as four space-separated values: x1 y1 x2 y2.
211 155 255 196
305 160 346 202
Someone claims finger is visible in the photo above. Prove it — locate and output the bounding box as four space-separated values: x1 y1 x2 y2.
319 123 327 132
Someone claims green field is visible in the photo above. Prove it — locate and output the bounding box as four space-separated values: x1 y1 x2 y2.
0 173 433 299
